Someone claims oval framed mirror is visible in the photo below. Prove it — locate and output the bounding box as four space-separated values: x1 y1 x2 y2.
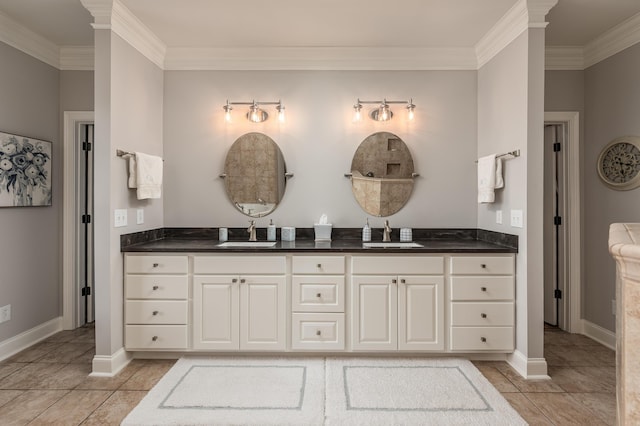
350 132 415 216
223 132 287 217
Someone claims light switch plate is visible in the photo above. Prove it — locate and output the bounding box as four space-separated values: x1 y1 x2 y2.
496 210 503 224
510 209 523 228
136 209 144 225
114 209 128 227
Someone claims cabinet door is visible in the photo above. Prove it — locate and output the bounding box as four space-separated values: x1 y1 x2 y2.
240 275 286 351
351 276 397 350
398 275 444 351
193 275 239 350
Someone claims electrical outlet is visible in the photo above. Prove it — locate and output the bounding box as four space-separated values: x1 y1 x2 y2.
136 209 144 225
114 209 128 227
0 305 11 323
612 299 616 316
510 209 523 228
496 210 503 225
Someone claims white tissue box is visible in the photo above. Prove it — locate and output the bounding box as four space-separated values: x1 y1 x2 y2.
314 224 332 242
281 226 296 241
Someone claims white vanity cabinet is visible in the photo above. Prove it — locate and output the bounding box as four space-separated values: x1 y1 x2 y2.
449 255 515 351
124 254 189 350
291 256 345 350
351 256 445 351
192 255 286 351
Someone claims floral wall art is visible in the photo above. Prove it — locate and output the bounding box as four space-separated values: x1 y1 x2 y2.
0 131 52 207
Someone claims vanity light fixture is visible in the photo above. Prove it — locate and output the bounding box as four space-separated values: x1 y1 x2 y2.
223 99 285 123
353 98 415 122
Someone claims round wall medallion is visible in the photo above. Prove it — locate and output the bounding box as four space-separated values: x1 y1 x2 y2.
597 136 640 190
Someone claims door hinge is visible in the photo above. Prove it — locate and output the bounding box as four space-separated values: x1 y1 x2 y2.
554 289 562 299
554 216 562 226
553 142 561 152
81 287 91 297
82 142 92 151
82 214 91 224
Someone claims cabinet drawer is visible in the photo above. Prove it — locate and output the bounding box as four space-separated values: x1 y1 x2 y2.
292 256 345 274
125 275 188 299
125 325 188 350
450 276 514 301
125 255 188 274
125 300 188 324
292 276 344 312
450 327 514 351
193 255 285 274
450 256 514 275
451 302 514 326
352 256 443 275
291 313 345 350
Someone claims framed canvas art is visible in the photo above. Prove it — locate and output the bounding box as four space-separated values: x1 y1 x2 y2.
0 131 52 207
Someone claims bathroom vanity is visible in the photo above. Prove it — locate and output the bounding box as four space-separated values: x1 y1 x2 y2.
121 228 517 357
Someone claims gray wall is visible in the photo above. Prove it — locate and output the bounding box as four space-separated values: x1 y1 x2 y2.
0 42 60 342
60 71 94 112
162 70 478 228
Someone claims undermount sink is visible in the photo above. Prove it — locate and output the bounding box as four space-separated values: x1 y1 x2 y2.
362 242 424 248
217 241 277 247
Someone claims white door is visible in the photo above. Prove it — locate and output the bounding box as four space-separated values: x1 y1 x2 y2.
351 276 397 350
240 275 286 351
398 275 444 351
193 275 239 350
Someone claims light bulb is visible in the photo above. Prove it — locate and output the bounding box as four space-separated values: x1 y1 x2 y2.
408 107 414 121
250 106 260 122
277 105 285 123
353 104 362 122
225 109 232 123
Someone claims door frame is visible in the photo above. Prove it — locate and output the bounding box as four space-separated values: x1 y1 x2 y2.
62 111 95 330
544 111 581 333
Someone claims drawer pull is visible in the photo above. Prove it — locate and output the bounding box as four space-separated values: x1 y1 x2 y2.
480 337 487 343
152 263 159 268
152 285 159 290
240 278 246 284
317 263 322 268
400 279 406 284
481 287 487 292
392 279 397 284
232 278 238 283
152 311 159 316
316 330 321 336
316 293 322 298
481 313 487 318
481 263 487 269
152 336 158 341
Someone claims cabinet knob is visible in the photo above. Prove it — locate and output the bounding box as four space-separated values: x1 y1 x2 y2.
152 263 159 268
240 278 246 284
152 285 159 290
316 293 322 298
481 263 487 269
400 279 406 284
481 313 487 318
152 311 159 316
317 263 322 268
316 330 321 336
392 279 397 284
480 337 487 343
152 336 158 341
481 287 487 292
232 278 238 283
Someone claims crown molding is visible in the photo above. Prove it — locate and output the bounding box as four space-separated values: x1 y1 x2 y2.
545 46 584 70
59 46 95 70
164 47 478 71
583 11 640 68
0 10 60 69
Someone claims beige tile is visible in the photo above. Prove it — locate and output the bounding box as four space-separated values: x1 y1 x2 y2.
0 390 23 408
118 360 175 391
475 365 519 392
570 392 617 426
0 390 68 425
0 363 25 381
0 363 66 390
30 390 112 426
75 360 147 391
494 364 565 393
81 390 146 426
525 392 609 425
39 363 92 390
548 366 616 393
37 342 95 364
545 344 600 366
502 393 554 425
43 330 82 344
4 342 62 363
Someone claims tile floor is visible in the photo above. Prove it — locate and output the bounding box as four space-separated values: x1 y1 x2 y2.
0 324 615 425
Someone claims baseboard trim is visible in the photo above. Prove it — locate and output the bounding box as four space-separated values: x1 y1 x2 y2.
507 349 549 379
90 347 132 377
581 319 616 350
0 317 63 362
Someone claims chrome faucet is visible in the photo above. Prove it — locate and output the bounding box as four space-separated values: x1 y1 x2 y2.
383 220 392 242
247 220 257 241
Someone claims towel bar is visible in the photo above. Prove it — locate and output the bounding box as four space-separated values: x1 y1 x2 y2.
475 149 520 163
117 149 164 161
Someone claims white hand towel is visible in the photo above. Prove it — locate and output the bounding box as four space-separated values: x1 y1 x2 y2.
134 152 163 200
495 158 504 189
127 154 137 189
478 154 498 203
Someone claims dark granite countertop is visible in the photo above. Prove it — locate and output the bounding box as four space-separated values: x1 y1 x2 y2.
121 228 518 254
